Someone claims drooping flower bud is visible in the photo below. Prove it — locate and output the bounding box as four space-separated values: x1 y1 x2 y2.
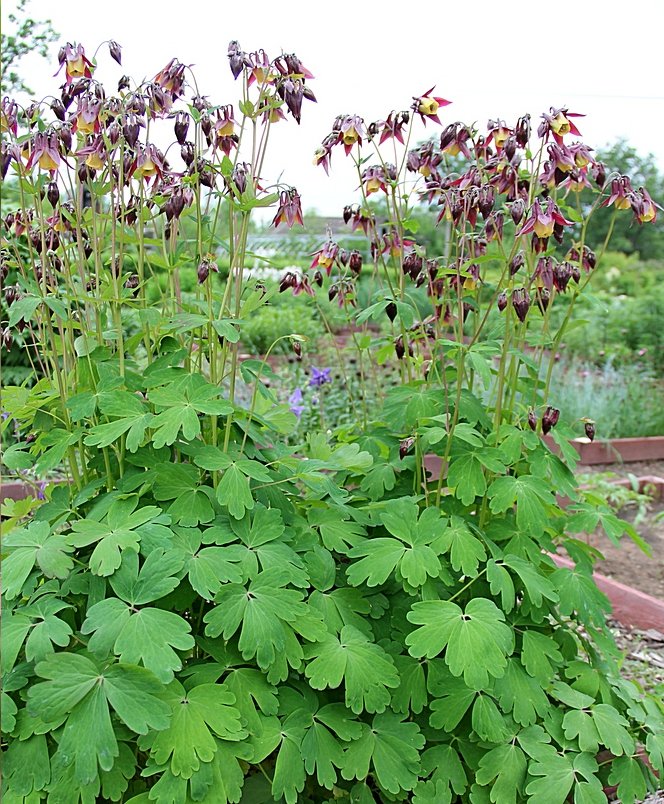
527 408 537 431
46 181 60 207
109 40 122 65
328 283 339 302
478 185 495 219
348 250 363 275
510 199 526 225
292 340 302 360
510 251 525 275
536 287 551 313
280 271 297 293
386 301 397 321
394 335 406 360
174 111 189 145
497 291 507 312
313 270 323 287
584 421 596 441
124 274 139 294
512 288 531 323
399 437 415 460
541 406 560 435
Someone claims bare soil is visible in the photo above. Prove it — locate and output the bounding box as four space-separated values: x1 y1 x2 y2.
577 461 664 600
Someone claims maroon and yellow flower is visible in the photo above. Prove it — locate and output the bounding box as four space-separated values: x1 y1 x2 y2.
310 239 339 274
272 189 304 228
519 198 572 240
56 43 94 84
538 106 584 144
412 86 451 126
25 132 61 173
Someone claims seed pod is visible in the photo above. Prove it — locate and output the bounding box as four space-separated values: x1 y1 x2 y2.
584 421 596 442
399 436 415 460
386 302 397 322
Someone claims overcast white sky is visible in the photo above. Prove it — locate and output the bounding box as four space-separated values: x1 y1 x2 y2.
4 0 664 217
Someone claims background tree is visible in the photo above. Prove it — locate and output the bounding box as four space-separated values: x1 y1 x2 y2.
1 0 58 95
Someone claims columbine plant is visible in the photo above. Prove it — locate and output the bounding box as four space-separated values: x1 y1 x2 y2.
1 36 663 804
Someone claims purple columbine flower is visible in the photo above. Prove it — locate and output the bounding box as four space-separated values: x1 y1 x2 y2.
288 387 305 417
309 367 332 387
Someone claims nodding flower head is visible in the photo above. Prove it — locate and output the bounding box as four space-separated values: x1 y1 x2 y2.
153 58 187 99
25 131 61 173
486 119 513 151
272 188 304 228
72 94 102 136
310 239 339 275
56 42 94 83
601 175 634 211
377 110 409 145
538 106 584 144
630 187 659 224
338 115 366 154
412 86 451 125
519 197 572 242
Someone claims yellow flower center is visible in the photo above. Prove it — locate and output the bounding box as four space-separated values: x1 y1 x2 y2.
136 158 156 178
533 220 554 238
38 152 59 171
551 113 571 135
365 177 382 194
343 128 359 146
217 120 234 137
615 197 631 210
418 98 439 116
86 153 105 170
77 115 96 135
67 56 87 77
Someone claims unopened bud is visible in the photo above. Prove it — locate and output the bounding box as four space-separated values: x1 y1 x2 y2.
510 251 525 275
527 409 537 431
47 181 60 207
541 406 560 435
109 40 122 65
584 421 596 442
386 301 397 322
292 340 302 360
512 288 530 323
399 437 415 460
497 291 507 312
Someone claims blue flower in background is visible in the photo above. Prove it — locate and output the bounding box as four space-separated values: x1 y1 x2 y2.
288 387 305 417
309 366 332 387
